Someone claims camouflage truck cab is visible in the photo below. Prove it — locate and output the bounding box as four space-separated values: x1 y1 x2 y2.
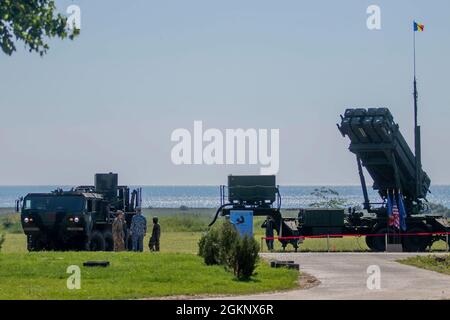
19 173 141 252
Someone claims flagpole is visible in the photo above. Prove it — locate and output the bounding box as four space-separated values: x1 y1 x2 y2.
413 24 417 129
413 21 421 199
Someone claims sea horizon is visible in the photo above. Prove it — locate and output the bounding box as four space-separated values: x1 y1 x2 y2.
2 185 450 209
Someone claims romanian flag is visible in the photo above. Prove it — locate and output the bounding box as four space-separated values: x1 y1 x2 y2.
414 21 424 32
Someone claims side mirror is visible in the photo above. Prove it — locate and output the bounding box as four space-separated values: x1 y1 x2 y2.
15 197 23 213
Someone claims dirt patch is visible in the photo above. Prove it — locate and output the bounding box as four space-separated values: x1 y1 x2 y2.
298 272 320 289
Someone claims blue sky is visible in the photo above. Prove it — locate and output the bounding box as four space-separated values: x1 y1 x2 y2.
1 0 450 185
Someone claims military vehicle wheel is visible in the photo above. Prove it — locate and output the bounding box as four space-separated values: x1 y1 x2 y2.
402 227 430 252
27 236 45 252
365 235 374 250
103 231 114 251
89 231 105 251
370 227 393 252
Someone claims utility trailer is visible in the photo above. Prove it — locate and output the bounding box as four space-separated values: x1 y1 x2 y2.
209 175 302 251
18 173 142 251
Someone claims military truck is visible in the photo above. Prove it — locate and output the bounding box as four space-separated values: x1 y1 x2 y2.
18 173 142 251
337 107 449 251
210 109 449 252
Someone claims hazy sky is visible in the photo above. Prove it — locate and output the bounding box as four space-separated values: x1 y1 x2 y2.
1 0 450 186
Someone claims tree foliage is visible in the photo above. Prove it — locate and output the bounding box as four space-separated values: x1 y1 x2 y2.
0 0 79 56
309 187 347 209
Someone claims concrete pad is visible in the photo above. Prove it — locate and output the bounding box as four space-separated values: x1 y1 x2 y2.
223 253 450 300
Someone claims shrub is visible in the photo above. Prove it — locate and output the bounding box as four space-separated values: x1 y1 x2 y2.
217 221 239 268
198 228 221 265
198 221 260 280
232 235 260 280
0 234 4 252
0 214 22 234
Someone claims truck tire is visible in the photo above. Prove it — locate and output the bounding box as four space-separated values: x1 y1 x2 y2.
402 227 430 252
89 231 106 251
103 231 114 251
370 227 391 252
365 236 374 251
27 236 45 252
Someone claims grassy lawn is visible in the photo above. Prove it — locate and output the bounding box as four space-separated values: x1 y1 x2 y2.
0 210 300 299
2 210 448 253
398 255 450 276
0 252 299 299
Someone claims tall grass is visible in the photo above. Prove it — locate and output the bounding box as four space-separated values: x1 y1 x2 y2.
0 213 22 234
157 214 211 232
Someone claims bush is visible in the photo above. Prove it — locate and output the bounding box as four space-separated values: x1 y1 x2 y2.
0 214 22 234
198 221 260 280
0 234 4 252
233 235 260 280
217 221 239 268
198 228 221 265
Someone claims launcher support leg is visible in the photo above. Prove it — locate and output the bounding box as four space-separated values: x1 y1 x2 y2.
356 156 370 210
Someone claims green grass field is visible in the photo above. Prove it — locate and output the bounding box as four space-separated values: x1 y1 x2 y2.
0 252 299 299
1 208 448 253
0 209 300 299
1 208 448 299
399 255 450 275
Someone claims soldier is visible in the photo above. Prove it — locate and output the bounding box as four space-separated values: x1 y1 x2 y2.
149 217 161 252
112 211 126 252
261 216 274 251
130 207 147 252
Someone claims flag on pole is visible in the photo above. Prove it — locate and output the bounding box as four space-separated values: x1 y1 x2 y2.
414 21 424 32
398 191 407 231
390 194 401 230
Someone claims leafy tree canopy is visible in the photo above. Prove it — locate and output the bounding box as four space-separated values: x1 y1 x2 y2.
0 0 79 56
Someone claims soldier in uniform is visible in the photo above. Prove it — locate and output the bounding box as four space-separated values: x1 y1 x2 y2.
149 216 161 251
112 210 126 252
130 207 147 252
261 216 275 251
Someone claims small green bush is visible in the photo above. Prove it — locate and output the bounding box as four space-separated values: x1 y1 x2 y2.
233 235 260 280
198 221 260 280
0 214 22 234
218 221 239 268
0 233 5 252
198 228 221 265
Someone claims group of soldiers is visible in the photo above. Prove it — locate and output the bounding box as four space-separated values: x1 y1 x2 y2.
111 208 161 252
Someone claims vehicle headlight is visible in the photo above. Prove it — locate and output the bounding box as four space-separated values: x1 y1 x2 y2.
74 217 80 223
24 217 29 223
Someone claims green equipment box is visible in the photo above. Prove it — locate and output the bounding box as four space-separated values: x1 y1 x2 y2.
228 175 277 204
299 208 345 227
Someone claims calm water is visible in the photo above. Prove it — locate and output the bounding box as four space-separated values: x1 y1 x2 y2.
1 185 450 209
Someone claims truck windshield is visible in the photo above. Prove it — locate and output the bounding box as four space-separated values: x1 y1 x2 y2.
24 196 85 212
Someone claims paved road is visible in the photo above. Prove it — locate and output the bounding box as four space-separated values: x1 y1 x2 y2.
229 253 450 300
